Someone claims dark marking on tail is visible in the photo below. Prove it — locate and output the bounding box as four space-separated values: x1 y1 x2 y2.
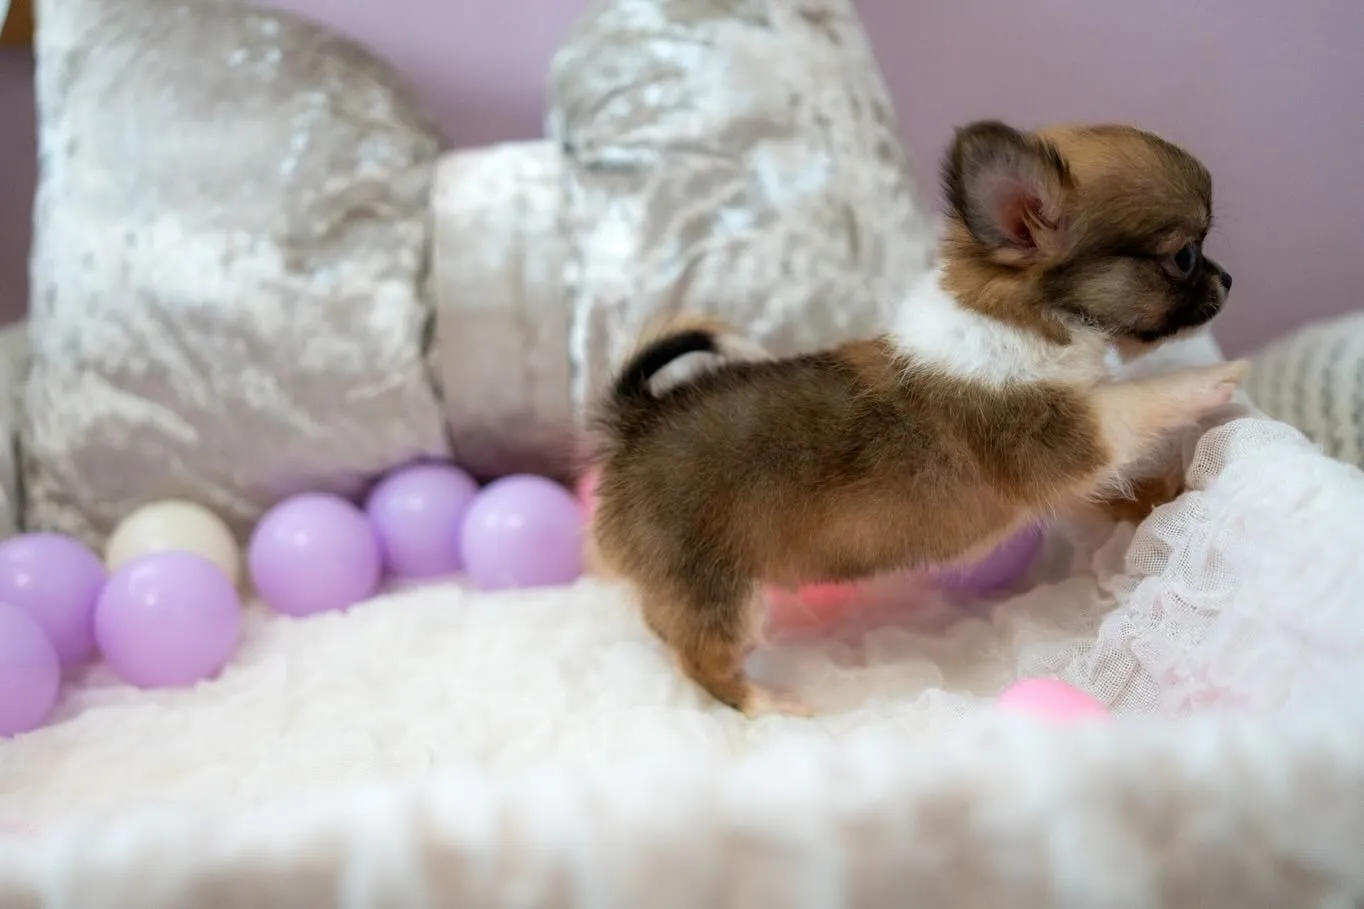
611 329 718 407
589 328 721 459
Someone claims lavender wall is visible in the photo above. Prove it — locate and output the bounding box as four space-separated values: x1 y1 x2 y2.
2 0 1362 351
0 48 35 326
866 0 1364 354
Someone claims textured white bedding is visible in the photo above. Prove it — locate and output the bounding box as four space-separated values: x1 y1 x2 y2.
4 334 1364 907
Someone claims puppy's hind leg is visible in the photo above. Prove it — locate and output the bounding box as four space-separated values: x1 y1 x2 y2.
640 580 809 718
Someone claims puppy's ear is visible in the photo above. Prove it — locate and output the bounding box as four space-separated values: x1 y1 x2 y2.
942 120 1072 259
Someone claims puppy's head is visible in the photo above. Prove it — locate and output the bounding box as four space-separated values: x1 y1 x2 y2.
939 120 1232 346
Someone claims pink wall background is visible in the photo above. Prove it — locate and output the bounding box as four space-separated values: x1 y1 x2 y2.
2 0 1362 352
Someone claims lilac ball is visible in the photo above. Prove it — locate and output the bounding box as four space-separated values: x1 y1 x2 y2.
365 462 479 580
460 475 584 590
0 601 61 737
94 551 242 689
932 524 1044 595
0 532 107 667
249 493 382 617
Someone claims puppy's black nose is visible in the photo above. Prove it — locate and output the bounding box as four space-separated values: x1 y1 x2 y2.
1218 269 1233 291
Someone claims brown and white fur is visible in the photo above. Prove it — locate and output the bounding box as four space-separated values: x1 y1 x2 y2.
588 120 1242 717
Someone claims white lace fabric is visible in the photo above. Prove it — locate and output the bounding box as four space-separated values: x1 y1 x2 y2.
4 333 1364 905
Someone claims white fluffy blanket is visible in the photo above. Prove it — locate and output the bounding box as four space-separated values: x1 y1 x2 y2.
5 339 1364 907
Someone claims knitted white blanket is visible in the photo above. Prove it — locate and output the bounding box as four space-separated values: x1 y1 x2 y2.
1246 310 1364 468
3 333 1364 907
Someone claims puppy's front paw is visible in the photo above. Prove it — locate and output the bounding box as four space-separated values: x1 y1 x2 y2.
1178 359 1249 413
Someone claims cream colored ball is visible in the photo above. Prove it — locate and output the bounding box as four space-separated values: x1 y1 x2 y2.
105 499 241 586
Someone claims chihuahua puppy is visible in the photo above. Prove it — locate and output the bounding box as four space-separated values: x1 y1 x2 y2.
588 120 1242 716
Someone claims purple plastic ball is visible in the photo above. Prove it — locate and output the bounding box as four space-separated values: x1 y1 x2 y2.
932 524 1045 595
0 532 107 668
460 474 584 590
94 551 242 689
365 462 479 580
249 492 382 617
0 601 61 737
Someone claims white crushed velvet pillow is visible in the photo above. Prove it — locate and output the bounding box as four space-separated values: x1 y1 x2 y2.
17 0 938 545
548 0 937 413
425 141 577 481
21 0 449 545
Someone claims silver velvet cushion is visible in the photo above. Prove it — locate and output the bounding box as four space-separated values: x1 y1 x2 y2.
23 0 449 546
426 141 576 481
548 0 937 413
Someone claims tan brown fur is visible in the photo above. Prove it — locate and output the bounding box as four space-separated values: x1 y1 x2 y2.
1097 470 1187 525
938 121 1233 520
590 341 1243 715
940 122 1228 349
588 120 1241 715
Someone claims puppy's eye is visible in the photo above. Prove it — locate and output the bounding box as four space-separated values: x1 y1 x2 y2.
1165 242 1199 279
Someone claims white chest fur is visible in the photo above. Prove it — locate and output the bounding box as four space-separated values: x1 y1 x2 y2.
890 269 1115 387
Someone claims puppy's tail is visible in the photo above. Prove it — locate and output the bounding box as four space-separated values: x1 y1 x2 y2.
602 314 769 432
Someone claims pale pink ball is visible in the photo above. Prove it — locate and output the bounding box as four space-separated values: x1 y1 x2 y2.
996 677 1110 724
575 469 599 522
764 582 862 634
